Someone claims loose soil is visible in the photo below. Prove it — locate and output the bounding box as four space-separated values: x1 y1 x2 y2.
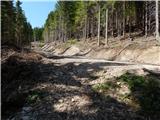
2 46 160 120
35 37 160 65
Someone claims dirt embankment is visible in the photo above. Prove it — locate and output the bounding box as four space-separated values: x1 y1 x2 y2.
1 47 43 118
87 45 160 65
37 39 160 65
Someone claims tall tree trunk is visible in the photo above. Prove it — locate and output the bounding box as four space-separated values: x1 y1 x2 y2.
156 0 159 41
86 17 89 39
123 1 125 37
84 14 87 41
116 11 118 34
112 6 114 37
129 17 131 38
97 4 100 46
58 15 61 41
54 30 56 41
52 31 54 42
148 1 151 35
64 24 66 42
118 11 121 38
61 18 64 42
34 32 36 42
145 1 148 37
128 2 131 38
55 29 57 41
105 8 108 46
91 19 93 39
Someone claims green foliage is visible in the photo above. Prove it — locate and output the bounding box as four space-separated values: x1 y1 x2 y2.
43 1 141 43
141 79 160 113
118 72 146 91
33 27 44 41
67 39 77 45
62 39 78 48
92 81 118 92
26 91 43 104
75 1 86 27
125 1 136 17
1 1 16 44
15 0 33 46
43 1 88 42
92 83 109 91
38 42 45 48
1 0 33 46
118 72 160 113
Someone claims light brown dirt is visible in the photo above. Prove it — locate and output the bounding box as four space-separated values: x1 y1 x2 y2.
37 38 160 65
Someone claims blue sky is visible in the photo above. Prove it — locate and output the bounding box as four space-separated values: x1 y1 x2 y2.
20 1 57 28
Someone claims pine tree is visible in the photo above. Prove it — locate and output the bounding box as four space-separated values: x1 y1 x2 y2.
43 1 159 45
2 0 33 47
1 1 15 44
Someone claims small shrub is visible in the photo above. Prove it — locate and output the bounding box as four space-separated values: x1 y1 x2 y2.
67 39 77 45
140 79 160 113
118 72 146 91
118 72 160 113
62 39 77 48
39 43 44 48
26 91 43 104
92 81 118 92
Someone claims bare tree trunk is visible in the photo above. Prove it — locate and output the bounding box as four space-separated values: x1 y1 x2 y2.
105 8 108 46
145 1 148 37
119 19 122 37
91 19 93 40
54 30 56 41
148 1 151 35
64 24 66 42
61 20 64 42
52 31 54 42
128 2 131 38
116 11 118 33
86 18 89 39
123 1 125 37
156 0 159 41
44 29 49 43
58 15 61 41
34 32 36 42
118 13 121 38
129 17 131 38
112 6 114 37
97 4 100 46
55 29 57 41
84 14 87 41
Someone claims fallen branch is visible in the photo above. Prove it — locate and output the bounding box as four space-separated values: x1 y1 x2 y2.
1 52 16 63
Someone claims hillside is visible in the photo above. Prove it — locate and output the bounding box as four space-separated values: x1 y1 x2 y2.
32 36 160 65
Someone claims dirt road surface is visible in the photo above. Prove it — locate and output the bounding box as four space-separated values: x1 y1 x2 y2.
2 50 160 120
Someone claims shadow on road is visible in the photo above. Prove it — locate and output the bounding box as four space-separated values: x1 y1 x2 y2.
2 55 160 120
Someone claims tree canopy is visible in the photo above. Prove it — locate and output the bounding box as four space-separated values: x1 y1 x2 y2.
1 0 33 47
43 1 160 44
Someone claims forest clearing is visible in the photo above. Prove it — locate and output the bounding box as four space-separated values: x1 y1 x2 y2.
1 0 160 120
